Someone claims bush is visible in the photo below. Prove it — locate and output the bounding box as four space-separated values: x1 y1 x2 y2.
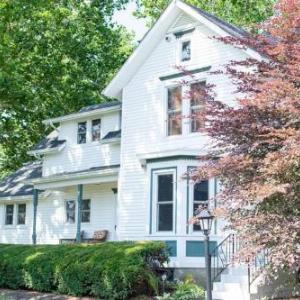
0 241 167 300
159 276 205 300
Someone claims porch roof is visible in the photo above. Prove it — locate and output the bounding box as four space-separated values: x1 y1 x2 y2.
0 161 42 199
30 164 120 189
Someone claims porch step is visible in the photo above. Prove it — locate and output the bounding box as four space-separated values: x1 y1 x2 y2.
212 266 251 300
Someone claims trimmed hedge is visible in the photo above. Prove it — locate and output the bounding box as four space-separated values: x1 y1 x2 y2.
0 241 168 299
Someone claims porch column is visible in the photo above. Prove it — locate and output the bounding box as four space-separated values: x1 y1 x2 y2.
76 184 83 243
32 189 39 245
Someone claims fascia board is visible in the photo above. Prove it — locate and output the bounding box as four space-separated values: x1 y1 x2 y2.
103 1 180 98
43 105 121 125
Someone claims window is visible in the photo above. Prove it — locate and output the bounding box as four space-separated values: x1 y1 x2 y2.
5 205 14 225
66 200 75 223
156 173 175 231
77 121 87 144
81 199 91 223
181 40 191 61
17 204 26 225
167 86 182 136
91 119 101 141
193 180 209 231
190 82 206 132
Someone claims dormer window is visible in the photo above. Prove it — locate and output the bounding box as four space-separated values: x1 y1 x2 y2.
91 119 101 141
181 40 191 61
77 121 87 144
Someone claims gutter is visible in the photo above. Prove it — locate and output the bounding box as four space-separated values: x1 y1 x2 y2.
28 167 120 185
43 105 121 125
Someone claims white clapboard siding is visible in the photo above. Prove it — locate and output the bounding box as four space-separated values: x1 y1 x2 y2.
0 183 117 244
117 13 248 240
43 111 120 177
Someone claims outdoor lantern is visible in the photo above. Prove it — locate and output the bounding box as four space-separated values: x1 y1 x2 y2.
196 207 214 235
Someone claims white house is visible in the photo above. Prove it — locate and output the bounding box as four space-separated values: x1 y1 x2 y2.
0 1 270 299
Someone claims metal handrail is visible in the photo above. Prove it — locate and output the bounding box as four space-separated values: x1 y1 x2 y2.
248 248 269 289
211 233 239 283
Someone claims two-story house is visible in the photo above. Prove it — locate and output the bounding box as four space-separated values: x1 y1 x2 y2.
0 1 265 299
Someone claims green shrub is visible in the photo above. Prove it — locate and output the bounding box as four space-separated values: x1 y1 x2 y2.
0 241 167 300
160 278 205 300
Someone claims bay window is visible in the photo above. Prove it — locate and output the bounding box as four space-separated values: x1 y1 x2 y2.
192 180 209 231
152 169 176 233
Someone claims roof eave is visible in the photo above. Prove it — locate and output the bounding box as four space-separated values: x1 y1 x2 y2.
43 105 121 125
28 167 120 185
103 0 263 98
27 143 66 156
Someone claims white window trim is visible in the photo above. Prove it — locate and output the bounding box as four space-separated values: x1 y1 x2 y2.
176 32 194 65
64 199 91 224
152 168 177 235
81 199 91 224
91 119 101 142
65 199 76 225
188 177 216 235
164 78 207 138
4 204 15 226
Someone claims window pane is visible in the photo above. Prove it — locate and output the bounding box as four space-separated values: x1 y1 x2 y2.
66 201 75 223
168 112 182 136
158 174 173 202
81 199 90 210
77 122 87 144
5 205 14 225
158 204 173 231
81 211 90 223
17 204 26 225
81 199 90 223
191 82 206 107
194 181 209 201
193 203 201 231
182 41 191 61
191 82 206 132
168 86 182 111
92 119 101 141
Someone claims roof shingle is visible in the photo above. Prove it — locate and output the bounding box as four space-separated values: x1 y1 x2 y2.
0 161 42 198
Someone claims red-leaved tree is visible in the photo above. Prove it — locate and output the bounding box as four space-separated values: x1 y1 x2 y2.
191 0 300 275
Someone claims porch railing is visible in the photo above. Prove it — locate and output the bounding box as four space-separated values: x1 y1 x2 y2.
248 248 269 291
210 233 240 282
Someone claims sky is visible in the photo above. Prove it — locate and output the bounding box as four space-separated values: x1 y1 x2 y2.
113 2 148 41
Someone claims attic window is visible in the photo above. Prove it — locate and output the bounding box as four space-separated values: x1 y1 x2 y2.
181 41 191 61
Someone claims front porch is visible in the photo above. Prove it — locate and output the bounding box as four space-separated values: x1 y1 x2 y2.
29 165 119 244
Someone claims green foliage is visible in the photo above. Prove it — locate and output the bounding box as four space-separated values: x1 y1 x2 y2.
0 241 168 300
161 281 205 300
134 0 276 30
0 0 133 178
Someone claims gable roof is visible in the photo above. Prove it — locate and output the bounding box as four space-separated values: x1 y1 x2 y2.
185 3 249 39
0 161 42 199
103 0 260 99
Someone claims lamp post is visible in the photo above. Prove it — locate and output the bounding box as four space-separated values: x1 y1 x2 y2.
196 207 214 300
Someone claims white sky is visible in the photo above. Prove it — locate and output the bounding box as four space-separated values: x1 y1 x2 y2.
113 2 148 41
